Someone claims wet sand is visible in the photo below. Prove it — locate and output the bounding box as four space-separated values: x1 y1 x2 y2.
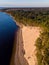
10 25 41 65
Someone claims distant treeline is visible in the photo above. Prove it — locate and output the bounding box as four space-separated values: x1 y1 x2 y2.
6 9 49 65
6 10 49 30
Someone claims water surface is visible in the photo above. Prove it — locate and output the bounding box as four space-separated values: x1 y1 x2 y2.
0 12 18 65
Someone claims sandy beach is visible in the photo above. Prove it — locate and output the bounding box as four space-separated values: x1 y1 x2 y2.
10 25 41 65
21 26 41 65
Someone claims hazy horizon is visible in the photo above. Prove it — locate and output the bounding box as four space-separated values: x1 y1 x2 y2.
0 0 49 7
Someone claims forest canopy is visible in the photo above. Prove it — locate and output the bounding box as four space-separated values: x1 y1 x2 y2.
6 9 49 65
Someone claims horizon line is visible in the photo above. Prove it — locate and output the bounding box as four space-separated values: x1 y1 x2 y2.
0 6 49 8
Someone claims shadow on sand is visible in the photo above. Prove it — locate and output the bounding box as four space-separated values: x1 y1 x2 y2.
10 28 29 65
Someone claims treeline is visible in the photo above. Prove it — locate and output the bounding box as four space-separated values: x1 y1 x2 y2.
6 9 49 65
6 10 49 29
35 31 49 65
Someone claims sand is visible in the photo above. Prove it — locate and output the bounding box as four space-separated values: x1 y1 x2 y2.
11 25 41 65
21 26 41 65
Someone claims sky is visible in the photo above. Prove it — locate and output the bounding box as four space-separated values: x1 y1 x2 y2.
0 0 49 7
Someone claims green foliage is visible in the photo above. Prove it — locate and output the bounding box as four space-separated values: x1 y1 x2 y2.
36 51 43 65
35 38 42 49
6 9 49 65
7 10 49 29
35 31 49 65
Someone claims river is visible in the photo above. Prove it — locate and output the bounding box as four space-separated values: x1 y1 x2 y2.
0 12 18 65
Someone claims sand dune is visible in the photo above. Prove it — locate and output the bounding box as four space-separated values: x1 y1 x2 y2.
10 25 41 65
21 26 41 65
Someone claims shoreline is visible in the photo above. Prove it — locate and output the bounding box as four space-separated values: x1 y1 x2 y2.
9 13 41 65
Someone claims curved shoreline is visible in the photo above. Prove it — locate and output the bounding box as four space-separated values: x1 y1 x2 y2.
13 26 41 65
9 13 41 65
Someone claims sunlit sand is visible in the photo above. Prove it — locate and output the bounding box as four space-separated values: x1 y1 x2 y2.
21 26 41 65
13 25 41 65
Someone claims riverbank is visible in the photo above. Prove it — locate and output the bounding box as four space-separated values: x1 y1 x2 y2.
6 11 49 65
10 24 41 65
9 14 41 65
7 13 41 65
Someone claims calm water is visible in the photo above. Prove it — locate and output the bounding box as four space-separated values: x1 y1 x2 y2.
0 12 18 65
